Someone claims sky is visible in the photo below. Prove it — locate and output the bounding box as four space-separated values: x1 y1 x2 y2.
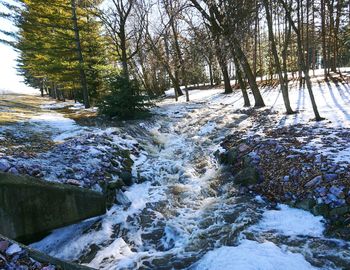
0 2 37 95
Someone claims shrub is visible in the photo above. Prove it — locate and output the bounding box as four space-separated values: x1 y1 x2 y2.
98 75 152 120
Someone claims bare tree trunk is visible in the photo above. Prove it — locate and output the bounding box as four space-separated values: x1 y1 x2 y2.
233 53 250 107
321 0 328 79
263 0 294 114
231 37 265 107
213 37 232 94
208 60 214 86
279 0 324 121
169 9 189 101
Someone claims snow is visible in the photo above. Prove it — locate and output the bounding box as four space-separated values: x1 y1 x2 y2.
17 72 350 269
40 101 76 110
198 122 216 135
29 112 83 142
194 240 318 270
88 238 135 269
40 100 98 112
249 204 325 237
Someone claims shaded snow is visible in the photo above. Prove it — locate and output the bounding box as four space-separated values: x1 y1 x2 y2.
194 240 318 270
24 74 350 269
249 204 325 237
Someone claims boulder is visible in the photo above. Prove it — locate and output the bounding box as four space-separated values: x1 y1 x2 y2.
329 206 350 216
119 171 133 186
312 204 330 217
116 190 131 207
219 148 238 165
295 199 316 211
234 167 259 186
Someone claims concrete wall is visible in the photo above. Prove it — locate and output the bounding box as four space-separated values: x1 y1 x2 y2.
0 172 106 243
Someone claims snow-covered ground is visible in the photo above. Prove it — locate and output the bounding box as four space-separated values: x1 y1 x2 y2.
26 77 350 269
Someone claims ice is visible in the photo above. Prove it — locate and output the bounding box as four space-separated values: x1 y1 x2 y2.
249 204 325 237
194 240 318 270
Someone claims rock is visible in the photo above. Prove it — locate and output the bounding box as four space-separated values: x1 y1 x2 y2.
30 168 41 177
234 167 259 186
0 240 9 253
283 175 290 182
324 173 337 181
329 206 350 216
219 148 238 164
119 171 133 186
329 186 343 197
295 199 316 211
42 266 56 270
66 179 81 186
325 193 338 204
107 179 125 190
116 190 131 207
238 143 250 152
6 243 21 255
316 186 327 196
304 175 322 188
312 204 330 217
8 167 18 175
286 155 300 159
0 159 10 172
275 144 285 153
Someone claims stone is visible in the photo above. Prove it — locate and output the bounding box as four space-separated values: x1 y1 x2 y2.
275 144 285 153
329 186 343 196
6 244 21 255
0 159 10 172
219 148 238 164
234 167 259 186
107 179 125 190
116 190 131 207
0 240 9 253
295 199 316 211
312 204 330 217
324 174 337 181
304 175 322 188
238 143 250 152
329 206 350 216
66 179 81 186
119 171 133 186
8 167 18 175
283 175 290 182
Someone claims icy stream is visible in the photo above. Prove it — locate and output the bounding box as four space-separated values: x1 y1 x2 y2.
28 96 350 270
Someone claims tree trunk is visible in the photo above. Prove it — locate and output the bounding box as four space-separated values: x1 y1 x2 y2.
120 27 129 79
233 53 250 107
263 0 294 114
213 37 232 94
279 0 323 121
71 0 90 108
231 37 265 107
208 60 214 86
321 0 328 79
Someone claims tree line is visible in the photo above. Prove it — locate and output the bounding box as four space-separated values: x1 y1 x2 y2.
0 0 349 120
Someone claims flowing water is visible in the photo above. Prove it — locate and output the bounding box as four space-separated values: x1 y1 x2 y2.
29 99 350 270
